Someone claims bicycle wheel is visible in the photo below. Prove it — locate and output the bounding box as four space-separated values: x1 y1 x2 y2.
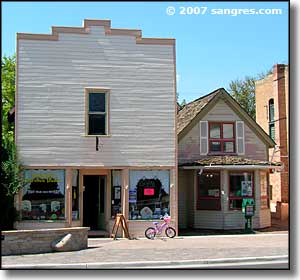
165 227 176 238
145 227 156 239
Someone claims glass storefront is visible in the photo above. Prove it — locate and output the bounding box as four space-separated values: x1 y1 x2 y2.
72 170 80 220
111 170 122 218
22 170 65 220
129 170 170 220
229 172 254 210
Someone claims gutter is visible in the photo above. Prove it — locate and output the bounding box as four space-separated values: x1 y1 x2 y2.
180 165 283 171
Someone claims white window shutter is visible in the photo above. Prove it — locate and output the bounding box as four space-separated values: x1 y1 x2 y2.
236 121 245 155
199 121 208 155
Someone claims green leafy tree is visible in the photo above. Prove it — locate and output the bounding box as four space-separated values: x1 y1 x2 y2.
228 76 256 119
180 99 187 107
1 54 25 230
228 69 272 120
2 55 16 143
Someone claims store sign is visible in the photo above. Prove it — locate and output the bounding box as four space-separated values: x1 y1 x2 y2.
144 188 155 196
23 170 65 199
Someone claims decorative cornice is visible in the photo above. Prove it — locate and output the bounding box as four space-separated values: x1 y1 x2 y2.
17 19 175 45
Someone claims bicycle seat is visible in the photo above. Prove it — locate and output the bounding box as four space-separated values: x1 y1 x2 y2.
153 222 159 225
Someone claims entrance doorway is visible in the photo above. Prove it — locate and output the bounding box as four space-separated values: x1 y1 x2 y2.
83 175 106 230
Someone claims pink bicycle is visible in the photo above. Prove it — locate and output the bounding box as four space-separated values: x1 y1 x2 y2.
145 215 176 239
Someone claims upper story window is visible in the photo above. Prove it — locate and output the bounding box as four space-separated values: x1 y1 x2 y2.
268 99 274 122
85 89 109 135
209 122 235 153
268 99 275 141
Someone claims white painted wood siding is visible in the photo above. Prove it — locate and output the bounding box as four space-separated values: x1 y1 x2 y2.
178 99 268 164
17 26 176 167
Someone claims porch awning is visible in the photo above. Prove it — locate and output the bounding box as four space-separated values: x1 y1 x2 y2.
179 155 282 170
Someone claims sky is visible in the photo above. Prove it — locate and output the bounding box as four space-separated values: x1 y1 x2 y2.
2 1 289 103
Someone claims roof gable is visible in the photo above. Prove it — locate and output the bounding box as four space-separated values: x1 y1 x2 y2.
177 88 276 147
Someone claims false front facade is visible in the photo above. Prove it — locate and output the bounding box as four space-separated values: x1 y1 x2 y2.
15 19 177 237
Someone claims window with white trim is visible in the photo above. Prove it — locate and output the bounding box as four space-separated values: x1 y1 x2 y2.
86 90 108 135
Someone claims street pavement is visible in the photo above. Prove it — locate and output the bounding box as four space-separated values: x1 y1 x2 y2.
1 233 289 269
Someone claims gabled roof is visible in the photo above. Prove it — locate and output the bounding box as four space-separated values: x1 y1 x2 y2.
177 89 219 134
177 88 276 148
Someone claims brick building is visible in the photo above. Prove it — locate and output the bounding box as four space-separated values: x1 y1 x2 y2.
255 64 289 220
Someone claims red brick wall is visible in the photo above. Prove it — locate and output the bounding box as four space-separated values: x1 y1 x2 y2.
255 64 289 214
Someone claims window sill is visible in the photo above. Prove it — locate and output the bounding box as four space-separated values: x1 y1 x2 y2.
207 152 238 156
19 220 66 223
82 134 112 137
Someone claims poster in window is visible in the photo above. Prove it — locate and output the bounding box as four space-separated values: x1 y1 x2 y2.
129 190 137 203
114 186 121 200
241 181 252 196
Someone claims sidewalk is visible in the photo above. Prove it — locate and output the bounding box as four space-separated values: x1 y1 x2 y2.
179 216 289 236
2 233 289 269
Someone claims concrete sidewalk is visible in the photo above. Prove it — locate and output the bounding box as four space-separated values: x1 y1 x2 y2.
2 233 289 269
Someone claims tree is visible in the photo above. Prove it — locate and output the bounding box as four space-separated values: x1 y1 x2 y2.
2 55 16 143
228 76 256 119
227 69 272 120
180 99 187 107
1 54 24 230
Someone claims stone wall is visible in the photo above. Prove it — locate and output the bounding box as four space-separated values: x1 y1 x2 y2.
1 227 89 256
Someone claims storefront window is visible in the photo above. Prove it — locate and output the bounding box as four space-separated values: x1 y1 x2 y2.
197 171 221 210
229 172 253 210
260 172 269 209
129 170 170 220
72 170 80 220
22 170 65 220
111 170 122 218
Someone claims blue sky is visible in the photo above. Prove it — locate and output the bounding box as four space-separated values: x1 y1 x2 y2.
2 1 289 103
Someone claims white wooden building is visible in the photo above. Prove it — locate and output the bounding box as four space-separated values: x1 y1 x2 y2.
177 88 281 230
15 19 177 237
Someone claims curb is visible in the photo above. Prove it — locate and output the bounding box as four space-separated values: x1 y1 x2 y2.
2 255 289 269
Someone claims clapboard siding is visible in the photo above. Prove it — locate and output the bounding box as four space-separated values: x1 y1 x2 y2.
194 211 224 229
17 26 176 167
178 99 267 163
179 168 271 229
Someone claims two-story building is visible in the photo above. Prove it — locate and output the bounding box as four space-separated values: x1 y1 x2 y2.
177 88 281 230
15 19 177 237
255 64 289 221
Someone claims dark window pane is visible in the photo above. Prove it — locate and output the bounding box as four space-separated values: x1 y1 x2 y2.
210 124 221 138
223 124 234 138
229 199 242 209
269 123 275 141
269 99 274 121
89 114 106 135
198 172 220 197
224 141 234 153
89 93 106 112
210 141 221 152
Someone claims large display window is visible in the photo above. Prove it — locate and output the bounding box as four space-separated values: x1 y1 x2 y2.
111 170 122 218
229 172 253 210
129 170 170 220
197 171 221 210
21 170 65 220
